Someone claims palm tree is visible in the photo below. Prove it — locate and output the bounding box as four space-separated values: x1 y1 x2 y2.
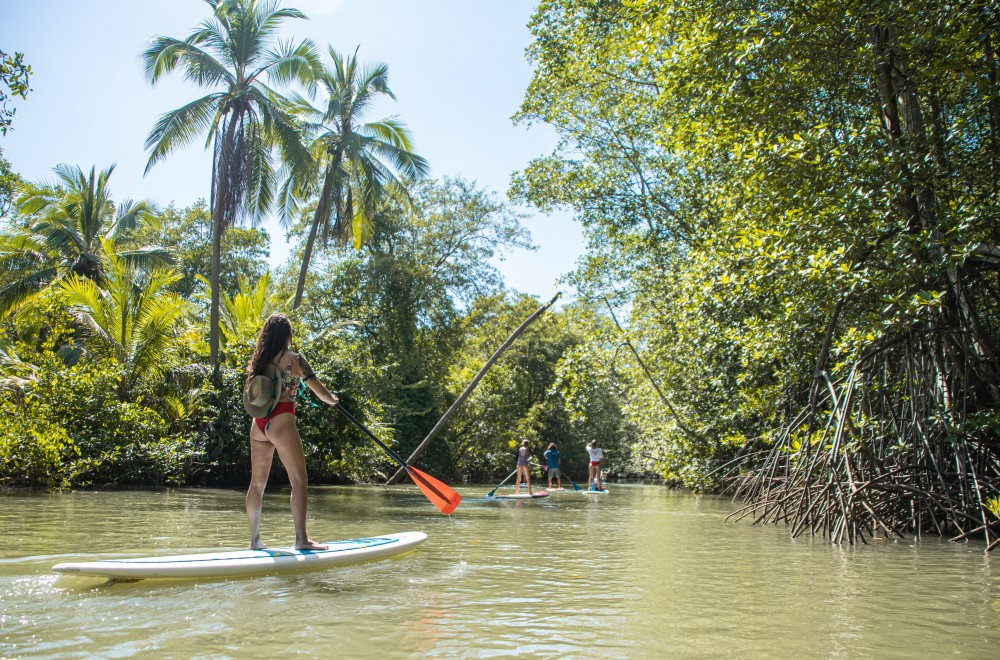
60 241 192 401
0 163 167 320
282 47 430 309
142 0 318 376
195 271 290 366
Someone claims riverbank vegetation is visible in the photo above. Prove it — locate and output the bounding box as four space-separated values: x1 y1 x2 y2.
0 1 634 492
2 0 999 549
514 0 1000 547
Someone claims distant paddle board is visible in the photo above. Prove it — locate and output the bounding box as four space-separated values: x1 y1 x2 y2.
583 489 609 495
493 491 549 499
52 531 427 579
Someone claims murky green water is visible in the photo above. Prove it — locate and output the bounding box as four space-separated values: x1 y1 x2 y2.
1 484 998 658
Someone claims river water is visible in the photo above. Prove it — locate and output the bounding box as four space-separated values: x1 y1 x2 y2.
1 484 998 658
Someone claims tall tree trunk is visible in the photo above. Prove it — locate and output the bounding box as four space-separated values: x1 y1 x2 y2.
210 202 223 380
293 163 336 310
210 113 238 381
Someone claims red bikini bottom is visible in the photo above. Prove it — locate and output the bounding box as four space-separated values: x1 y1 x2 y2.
254 401 296 432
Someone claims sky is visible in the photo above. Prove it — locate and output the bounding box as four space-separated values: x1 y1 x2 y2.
0 0 583 299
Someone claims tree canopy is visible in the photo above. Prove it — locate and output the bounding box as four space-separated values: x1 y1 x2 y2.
514 0 1000 542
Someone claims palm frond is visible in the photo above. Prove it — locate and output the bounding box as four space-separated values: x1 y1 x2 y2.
61 244 190 395
108 198 155 238
116 246 175 268
274 166 303 229
357 121 431 179
33 219 86 260
255 88 312 178
0 266 61 322
261 5 307 32
142 36 234 88
256 38 320 91
245 125 276 223
14 184 58 216
145 94 224 173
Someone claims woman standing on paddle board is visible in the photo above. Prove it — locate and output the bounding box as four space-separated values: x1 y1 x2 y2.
514 439 533 495
244 313 339 551
586 440 604 491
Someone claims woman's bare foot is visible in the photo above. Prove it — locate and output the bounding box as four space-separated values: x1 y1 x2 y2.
296 538 328 551
249 541 268 550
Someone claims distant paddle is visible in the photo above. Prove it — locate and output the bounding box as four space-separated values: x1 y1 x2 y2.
560 473 583 492
488 460 547 497
487 469 518 497
333 404 461 515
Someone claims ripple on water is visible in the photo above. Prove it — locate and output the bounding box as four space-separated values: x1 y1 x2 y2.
1 486 999 657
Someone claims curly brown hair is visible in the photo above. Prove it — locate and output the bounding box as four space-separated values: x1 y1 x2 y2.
245 313 293 392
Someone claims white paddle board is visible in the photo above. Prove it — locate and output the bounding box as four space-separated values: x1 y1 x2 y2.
52 531 427 579
583 489 609 495
493 491 549 499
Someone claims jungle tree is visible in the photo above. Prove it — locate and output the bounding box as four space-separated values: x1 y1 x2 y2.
281 47 430 310
516 0 1000 545
142 0 318 376
0 164 166 319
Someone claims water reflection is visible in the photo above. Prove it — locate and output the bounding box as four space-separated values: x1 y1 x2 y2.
1 485 998 657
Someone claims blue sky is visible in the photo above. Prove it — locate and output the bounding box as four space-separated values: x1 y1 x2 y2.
0 0 582 298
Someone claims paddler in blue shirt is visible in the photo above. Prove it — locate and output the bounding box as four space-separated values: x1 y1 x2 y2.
544 443 562 489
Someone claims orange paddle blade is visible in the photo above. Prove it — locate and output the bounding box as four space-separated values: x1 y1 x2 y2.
406 466 461 515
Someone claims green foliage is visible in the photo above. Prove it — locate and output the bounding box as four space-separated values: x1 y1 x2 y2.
135 201 270 299
213 271 291 368
0 147 22 217
987 497 1000 521
0 163 167 320
0 338 199 488
514 0 1000 539
0 397 82 489
59 244 192 400
0 49 31 135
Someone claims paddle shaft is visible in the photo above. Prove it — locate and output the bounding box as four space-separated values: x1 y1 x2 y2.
333 404 459 512
489 460 545 497
386 292 562 485
559 472 583 491
488 469 518 497
334 404 409 467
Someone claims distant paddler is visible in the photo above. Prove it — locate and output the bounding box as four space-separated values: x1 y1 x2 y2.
544 442 562 490
586 440 605 491
514 439 534 495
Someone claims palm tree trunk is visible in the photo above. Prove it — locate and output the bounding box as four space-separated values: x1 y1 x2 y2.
210 205 223 379
210 114 237 380
293 197 324 309
293 156 339 309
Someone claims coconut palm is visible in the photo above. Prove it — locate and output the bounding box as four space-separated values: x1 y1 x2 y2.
0 163 167 320
60 241 192 401
195 271 290 366
142 0 319 375
282 47 430 309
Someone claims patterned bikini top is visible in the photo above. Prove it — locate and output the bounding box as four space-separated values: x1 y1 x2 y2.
277 352 301 399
